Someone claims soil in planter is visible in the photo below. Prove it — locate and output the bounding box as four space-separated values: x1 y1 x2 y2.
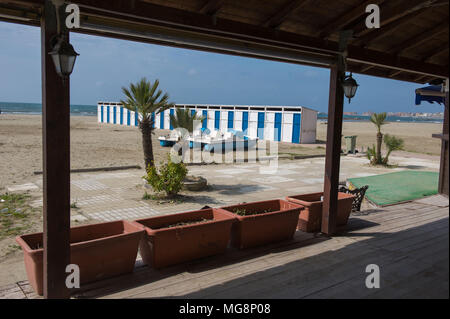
232 208 276 216
152 218 212 229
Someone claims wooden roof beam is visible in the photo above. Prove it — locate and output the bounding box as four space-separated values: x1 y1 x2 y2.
388 70 403 78
360 65 374 72
355 10 423 47
318 0 385 39
199 0 225 16
261 0 310 29
389 19 449 54
353 0 443 37
6 0 447 79
422 42 450 62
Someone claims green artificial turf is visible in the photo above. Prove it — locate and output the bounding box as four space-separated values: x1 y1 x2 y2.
348 171 439 206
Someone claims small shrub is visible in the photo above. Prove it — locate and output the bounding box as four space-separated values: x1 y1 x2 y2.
366 144 377 165
383 134 404 165
144 157 188 197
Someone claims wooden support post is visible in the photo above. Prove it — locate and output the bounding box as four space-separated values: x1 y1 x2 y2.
321 63 345 235
438 80 449 196
41 0 71 299
322 31 350 235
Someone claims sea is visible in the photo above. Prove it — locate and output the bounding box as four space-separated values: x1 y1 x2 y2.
0 101 97 117
0 102 444 123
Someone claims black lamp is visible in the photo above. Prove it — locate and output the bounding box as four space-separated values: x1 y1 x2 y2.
49 35 79 79
342 72 359 103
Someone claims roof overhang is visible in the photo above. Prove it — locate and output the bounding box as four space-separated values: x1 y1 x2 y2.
0 0 448 83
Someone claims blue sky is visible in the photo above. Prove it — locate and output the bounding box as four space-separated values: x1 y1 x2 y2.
0 21 439 113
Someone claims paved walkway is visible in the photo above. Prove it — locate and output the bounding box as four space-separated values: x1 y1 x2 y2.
7 154 439 224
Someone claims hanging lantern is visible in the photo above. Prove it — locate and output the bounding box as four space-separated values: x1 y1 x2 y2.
49 35 79 79
342 72 359 103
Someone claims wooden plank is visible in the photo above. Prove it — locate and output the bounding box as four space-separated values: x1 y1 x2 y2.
318 0 386 39
261 0 311 29
389 19 449 54
68 203 448 299
353 0 443 37
356 10 423 47
322 61 345 235
199 0 225 16
41 0 71 299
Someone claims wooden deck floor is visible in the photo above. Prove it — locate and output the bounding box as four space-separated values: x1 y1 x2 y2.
2 196 448 299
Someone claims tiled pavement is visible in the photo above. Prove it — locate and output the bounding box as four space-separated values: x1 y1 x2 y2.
8 154 440 224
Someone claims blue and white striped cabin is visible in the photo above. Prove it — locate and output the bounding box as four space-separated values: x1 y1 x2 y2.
97 102 318 144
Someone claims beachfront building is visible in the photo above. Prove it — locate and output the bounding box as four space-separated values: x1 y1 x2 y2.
97 103 318 144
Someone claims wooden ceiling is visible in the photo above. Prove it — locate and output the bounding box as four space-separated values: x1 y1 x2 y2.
0 0 448 83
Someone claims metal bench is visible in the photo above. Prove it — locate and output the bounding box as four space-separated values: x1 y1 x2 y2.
339 185 369 212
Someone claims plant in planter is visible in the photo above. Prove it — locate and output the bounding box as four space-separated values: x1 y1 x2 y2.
15 220 143 296
217 199 303 249
132 208 235 268
144 156 188 197
285 192 355 233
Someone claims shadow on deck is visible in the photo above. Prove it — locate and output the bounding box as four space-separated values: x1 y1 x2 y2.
2 201 448 299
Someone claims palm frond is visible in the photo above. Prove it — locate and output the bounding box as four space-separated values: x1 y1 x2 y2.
169 108 205 133
120 78 174 122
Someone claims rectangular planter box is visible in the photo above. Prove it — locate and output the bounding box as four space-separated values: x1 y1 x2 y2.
133 208 235 268
217 199 303 249
16 220 144 296
286 192 355 232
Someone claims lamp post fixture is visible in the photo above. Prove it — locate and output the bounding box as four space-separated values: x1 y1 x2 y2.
49 35 79 80
342 72 359 103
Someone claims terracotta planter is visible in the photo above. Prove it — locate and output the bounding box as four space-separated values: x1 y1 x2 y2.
15 220 144 296
133 208 235 268
286 192 355 232
217 199 303 249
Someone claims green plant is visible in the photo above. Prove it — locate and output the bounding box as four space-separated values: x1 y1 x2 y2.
121 78 174 168
144 157 188 197
70 201 79 209
383 134 404 165
232 208 275 216
366 144 377 165
142 192 152 200
169 108 205 133
369 112 387 164
0 193 39 240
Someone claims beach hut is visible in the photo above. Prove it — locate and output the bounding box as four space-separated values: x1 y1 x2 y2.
97 103 318 144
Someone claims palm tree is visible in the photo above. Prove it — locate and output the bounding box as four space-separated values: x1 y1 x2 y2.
369 112 387 164
169 108 205 133
121 78 174 169
383 134 404 165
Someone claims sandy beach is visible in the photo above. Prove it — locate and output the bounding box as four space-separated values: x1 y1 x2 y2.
0 114 442 191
